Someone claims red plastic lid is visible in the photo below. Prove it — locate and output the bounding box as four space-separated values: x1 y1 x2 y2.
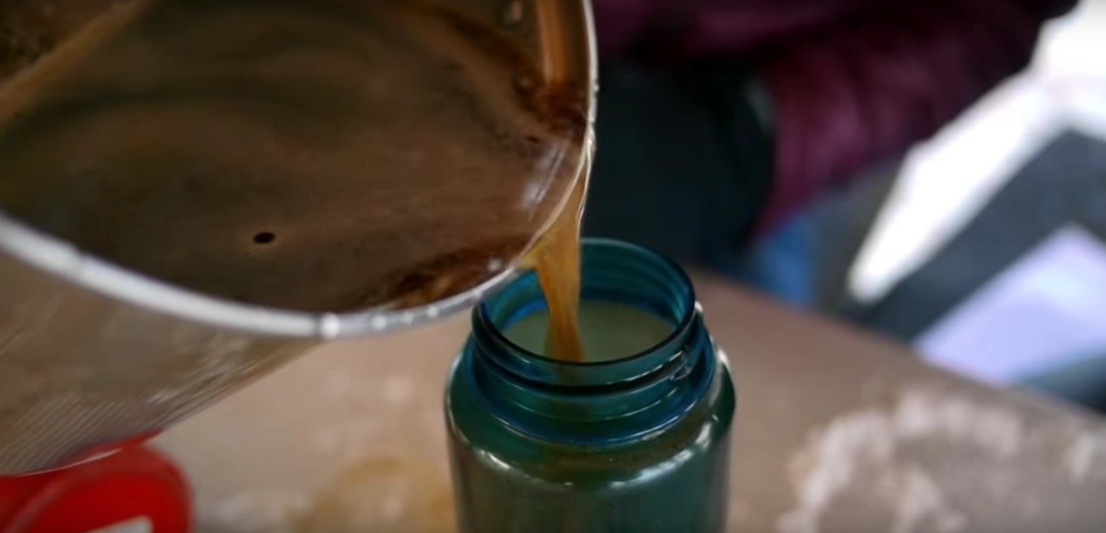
0 447 191 533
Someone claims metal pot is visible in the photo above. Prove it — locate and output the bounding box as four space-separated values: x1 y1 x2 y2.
0 0 596 474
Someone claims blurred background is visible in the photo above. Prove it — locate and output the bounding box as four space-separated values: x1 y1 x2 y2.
4 3 1106 531
583 0 1106 413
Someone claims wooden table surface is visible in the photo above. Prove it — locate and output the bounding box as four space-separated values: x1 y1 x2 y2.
157 274 1106 533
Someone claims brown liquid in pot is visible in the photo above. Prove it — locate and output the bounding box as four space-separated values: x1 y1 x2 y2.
0 0 589 357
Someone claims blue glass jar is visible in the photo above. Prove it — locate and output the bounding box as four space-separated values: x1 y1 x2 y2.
446 238 736 533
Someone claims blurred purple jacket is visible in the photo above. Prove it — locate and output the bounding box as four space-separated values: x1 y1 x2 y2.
593 0 1076 230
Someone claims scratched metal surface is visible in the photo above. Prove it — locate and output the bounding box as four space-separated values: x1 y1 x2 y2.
0 226 316 475
158 275 1106 533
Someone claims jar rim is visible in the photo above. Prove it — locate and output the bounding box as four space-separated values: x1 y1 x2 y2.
464 238 714 443
473 238 698 384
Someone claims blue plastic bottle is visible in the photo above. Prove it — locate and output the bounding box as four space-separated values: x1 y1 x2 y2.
446 238 736 532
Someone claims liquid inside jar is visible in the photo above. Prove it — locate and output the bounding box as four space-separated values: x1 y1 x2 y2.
505 300 674 363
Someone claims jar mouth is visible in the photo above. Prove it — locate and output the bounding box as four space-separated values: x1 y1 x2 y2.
474 238 697 385
466 238 714 444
